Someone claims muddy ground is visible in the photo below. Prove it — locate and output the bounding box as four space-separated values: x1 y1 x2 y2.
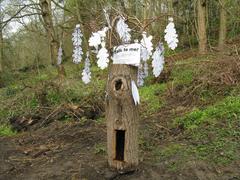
1 114 239 180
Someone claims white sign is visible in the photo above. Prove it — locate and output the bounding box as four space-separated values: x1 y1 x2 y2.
112 43 141 66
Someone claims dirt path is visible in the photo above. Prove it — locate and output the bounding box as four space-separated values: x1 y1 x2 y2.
0 121 107 180
1 119 239 180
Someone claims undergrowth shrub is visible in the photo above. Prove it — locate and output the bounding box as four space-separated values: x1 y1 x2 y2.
175 96 240 129
0 125 16 136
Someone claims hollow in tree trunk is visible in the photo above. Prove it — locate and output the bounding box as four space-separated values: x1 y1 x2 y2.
106 64 139 171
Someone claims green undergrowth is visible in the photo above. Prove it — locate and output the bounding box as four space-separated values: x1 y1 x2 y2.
94 143 106 155
0 125 16 136
153 143 187 172
0 54 221 125
175 96 240 129
149 54 240 169
0 63 106 124
171 55 216 85
171 67 195 86
139 83 167 115
178 96 240 165
152 96 240 171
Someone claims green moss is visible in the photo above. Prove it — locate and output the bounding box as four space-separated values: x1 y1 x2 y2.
0 125 16 136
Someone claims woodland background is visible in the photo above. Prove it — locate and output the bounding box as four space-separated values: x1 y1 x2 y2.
0 0 239 72
0 0 240 179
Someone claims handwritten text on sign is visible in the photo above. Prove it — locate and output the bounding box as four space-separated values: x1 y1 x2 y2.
112 43 141 66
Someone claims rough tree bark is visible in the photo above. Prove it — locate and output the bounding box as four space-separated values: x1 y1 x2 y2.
197 0 207 54
39 0 57 65
106 64 139 170
218 0 227 50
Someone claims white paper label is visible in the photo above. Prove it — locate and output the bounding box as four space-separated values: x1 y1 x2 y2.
112 43 141 66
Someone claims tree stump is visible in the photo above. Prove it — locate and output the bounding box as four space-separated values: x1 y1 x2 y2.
106 64 139 170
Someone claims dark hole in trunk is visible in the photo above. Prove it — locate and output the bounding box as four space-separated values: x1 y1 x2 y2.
115 130 125 161
115 79 123 91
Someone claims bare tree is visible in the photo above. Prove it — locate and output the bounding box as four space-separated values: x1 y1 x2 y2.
0 0 41 74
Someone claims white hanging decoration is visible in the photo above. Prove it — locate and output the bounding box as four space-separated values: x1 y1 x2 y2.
152 43 165 77
82 52 91 84
57 43 63 65
89 25 109 69
164 17 178 50
131 80 140 105
103 8 111 28
89 32 101 49
140 47 149 62
137 63 144 86
140 32 153 61
96 41 109 69
143 61 148 78
88 27 109 53
116 17 131 43
97 27 109 38
72 24 83 64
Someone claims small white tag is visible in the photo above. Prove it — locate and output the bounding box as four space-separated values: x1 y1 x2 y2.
112 43 141 66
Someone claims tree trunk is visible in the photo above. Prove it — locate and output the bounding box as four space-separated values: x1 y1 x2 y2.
130 0 137 16
106 64 139 170
168 0 174 15
0 5 3 74
39 0 65 77
39 0 58 66
197 0 207 54
218 0 227 50
0 23 3 73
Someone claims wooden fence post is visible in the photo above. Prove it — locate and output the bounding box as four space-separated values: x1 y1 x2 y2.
106 64 139 170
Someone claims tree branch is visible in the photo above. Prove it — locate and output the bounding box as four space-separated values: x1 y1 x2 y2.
1 3 39 28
